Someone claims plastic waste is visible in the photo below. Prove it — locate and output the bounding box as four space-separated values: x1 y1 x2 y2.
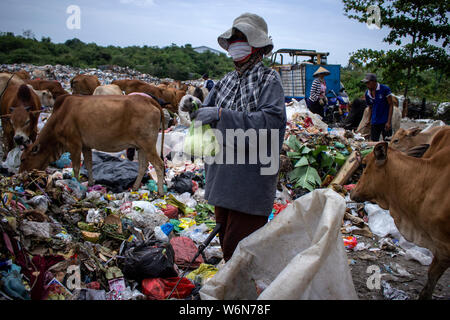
1 146 22 173
55 178 87 199
25 195 49 213
186 263 218 285
51 152 71 169
170 236 204 269
154 226 169 242
141 277 195 300
122 239 178 281
86 209 104 224
381 280 409 300
0 264 30 300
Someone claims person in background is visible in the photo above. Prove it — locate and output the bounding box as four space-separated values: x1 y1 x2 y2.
202 73 214 92
362 73 393 141
306 67 330 116
189 13 286 262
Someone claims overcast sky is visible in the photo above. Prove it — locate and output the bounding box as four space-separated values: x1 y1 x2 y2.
0 0 398 65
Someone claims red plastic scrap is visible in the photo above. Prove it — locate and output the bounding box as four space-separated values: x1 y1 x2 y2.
170 236 204 269
162 204 179 220
142 277 195 300
273 202 289 216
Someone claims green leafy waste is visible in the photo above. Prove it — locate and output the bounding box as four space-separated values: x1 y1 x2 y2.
284 136 350 191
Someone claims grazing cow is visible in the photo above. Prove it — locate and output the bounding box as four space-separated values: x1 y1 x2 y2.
187 85 209 102
112 79 162 96
71 75 101 95
25 79 68 99
14 70 31 80
93 84 123 95
390 126 448 157
27 86 55 108
1 73 25 97
350 127 450 299
0 84 42 159
19 94 166 195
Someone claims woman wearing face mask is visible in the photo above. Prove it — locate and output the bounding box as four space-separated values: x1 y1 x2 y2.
190 13 287 262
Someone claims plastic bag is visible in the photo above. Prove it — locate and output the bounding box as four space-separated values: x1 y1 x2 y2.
122 239 178 281
186 263 218 285
55 178 87 199
1 146 22 173
200 189 357 300
154 226 169 242
183 122 220 157
141 277 195 300
170 236 204 269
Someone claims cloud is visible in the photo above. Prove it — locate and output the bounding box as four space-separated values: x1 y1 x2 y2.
119 0 155 7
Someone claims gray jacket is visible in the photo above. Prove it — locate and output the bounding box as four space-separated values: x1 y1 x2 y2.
202 65 286 216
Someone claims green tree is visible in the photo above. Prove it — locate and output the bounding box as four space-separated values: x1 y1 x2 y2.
343 0 450 101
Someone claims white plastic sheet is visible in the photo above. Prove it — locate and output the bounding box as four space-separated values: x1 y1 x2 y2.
365 203 433 265
200 189 358 300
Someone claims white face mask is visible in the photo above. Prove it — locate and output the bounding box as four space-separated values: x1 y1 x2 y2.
227 41 252 61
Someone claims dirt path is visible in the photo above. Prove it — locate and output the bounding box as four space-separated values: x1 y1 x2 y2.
346 234 450 300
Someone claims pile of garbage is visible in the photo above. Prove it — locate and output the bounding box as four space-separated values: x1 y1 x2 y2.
0 66 443 300
0 63 202 91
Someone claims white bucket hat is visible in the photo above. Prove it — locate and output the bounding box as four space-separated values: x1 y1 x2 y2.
218 13 274 55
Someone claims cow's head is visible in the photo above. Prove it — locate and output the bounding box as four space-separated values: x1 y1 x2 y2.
38 89 54 108
1 85 41 147
390 127 421 153
350 142 389 205
19 142 49 173
179 94 202 114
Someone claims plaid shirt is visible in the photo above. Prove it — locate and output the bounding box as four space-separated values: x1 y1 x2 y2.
207 62 278 112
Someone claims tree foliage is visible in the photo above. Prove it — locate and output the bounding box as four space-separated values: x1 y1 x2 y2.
0 32 235 80
342 0 450 99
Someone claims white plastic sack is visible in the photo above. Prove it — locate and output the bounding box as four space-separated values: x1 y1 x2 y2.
421 120 446 133
1 146 22 173
200 189 357 300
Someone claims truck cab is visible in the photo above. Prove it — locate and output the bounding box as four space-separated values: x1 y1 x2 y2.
270 49 341 103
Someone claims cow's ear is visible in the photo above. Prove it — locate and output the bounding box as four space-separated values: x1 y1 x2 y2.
374 142 388 166
408 127 422 136
31 144 40 154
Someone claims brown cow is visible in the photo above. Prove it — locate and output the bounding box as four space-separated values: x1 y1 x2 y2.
14 70 31 80
0 84 42 160
1 73 25 96
26 85 55 107
160 87 186 114
71 74 101 95
25 79 68 99
390 126 448 157
112 79 162 96
350 127 450 299
93 84 123 95
19 94 166 195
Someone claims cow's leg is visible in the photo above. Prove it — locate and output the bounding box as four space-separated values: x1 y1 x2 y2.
418 255 449 300
2 128 13 161
143 144 165 196
132 148 147 191
67 144 82 182
82 147 94 186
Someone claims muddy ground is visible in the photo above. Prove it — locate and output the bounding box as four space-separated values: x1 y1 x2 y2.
345 234 450 300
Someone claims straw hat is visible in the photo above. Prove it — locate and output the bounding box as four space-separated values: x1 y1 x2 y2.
218 13 274 55
313 66 330 77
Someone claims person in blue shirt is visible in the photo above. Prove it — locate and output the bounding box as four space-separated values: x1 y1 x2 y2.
202 73 215 92
362 73 394 141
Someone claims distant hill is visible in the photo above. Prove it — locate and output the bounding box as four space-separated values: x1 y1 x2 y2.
0 32 235 80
